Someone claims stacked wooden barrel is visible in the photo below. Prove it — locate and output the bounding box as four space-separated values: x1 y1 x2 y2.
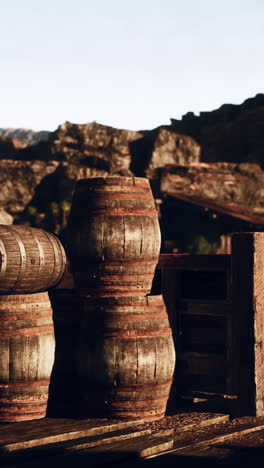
67 177 176 422
0 225 66 422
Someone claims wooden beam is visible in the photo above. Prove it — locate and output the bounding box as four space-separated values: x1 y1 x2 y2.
231 233 264 416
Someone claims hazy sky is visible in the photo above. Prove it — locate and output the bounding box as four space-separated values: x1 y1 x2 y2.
0 0 263 131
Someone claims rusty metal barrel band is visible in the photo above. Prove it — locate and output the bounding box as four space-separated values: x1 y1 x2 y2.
0 380 50 389
81 208 158 217
49 232 67 288
102 328 172 339
111 380 173 392
50 231 67 271
110 395 168 407
0 325 54 337
0 239 7 275
3 226 27 291
30 229 45 282
42 230 59 288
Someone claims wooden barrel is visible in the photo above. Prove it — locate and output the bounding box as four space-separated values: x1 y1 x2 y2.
48 289 81 417
67 177 161 296
77 295 176 422
0 225 67 294
0 292 55 422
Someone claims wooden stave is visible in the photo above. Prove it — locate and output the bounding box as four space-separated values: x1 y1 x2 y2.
0 225 67 294
0 292 55 422
77 295 176 422
67 177 161 296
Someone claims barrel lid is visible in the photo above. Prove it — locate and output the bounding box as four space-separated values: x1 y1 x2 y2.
75 177 150 188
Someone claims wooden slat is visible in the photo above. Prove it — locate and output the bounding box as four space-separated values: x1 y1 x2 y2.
1 436 174 468
0 418 144 452
146 420 264 460
0 414 231 467
0 427 152 465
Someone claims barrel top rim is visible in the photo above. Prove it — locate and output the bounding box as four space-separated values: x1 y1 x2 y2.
75 177 150 186
0 225 58 236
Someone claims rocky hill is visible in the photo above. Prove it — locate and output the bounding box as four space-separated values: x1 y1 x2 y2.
0 128 50 145
168 93 264 165
1 94 264 253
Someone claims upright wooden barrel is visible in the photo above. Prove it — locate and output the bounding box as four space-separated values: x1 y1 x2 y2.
0 225 67 294
77 295 176 422
67 177 161 296
0 292 55 422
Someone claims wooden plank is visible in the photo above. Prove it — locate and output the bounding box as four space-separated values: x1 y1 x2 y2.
0 418 144 452
147 420 264 460
231 233 264 416
0 414 229 464
1 435 174 468
168 444 233 460
88 434 174 458
0 427 152 465
172 414 229 432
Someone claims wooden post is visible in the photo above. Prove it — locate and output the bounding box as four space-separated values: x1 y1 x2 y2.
231 233 264 416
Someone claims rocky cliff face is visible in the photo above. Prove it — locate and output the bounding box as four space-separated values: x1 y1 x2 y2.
160 162 264 224
0 136 27 158
49 122 200 177
1 94 264 253
168 93 264 165
0 160 59 216
0 121 200 239
50 121 143 175
145 129 200 178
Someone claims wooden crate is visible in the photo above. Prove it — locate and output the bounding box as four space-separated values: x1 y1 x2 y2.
158 237 264 417
158 255 233 405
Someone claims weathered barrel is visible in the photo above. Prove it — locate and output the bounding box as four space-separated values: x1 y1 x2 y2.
48 289 81 416
0 225 67 294
67 177 161 296
0 292 55 422
77 295 176 422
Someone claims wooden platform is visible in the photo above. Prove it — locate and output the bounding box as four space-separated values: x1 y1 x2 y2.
2 412 264 467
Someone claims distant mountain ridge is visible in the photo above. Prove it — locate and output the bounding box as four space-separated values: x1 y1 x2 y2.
0 128 50 145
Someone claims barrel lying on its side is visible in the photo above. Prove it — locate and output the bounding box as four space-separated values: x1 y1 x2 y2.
0 292 55 422
67 177 161 296
0 225 67 294
77 295 176 422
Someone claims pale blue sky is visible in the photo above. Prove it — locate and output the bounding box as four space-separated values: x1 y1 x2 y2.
0 0 263 131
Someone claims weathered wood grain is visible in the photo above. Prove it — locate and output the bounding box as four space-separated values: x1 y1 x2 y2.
67 177 161 296
232 233 264 416
0 226 66 294
0 427 152 465
159 253 234 409
0 418 144 451
0 414 230 466
78 295 175 421
1 435 174 468
0 293 55 422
